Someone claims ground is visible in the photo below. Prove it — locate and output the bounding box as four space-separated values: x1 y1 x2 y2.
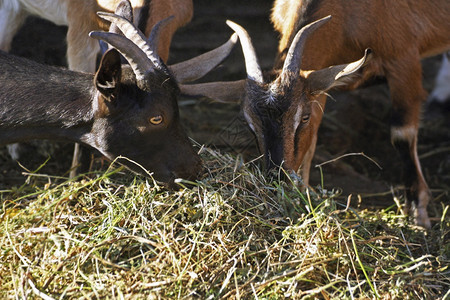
1 0 449 220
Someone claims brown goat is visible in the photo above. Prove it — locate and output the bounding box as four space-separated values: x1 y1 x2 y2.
0 0 192 71
202 0 450 228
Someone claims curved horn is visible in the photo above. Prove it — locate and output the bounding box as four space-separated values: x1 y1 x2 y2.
147 16 174 61
89 31 152 82
97 12 170 74
226 20 264 84
101 0 133 52
180 80 246 103
110 0 133 34
281 15 331 77
116 0 133 21
170 33 238 83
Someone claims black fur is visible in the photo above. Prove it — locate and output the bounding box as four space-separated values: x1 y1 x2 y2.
392 139 418 205
390 107 408 128
0 49 201 184
0 51 93 128
247 81 289 168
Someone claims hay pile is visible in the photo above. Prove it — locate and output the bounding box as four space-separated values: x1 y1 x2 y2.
1 148 449 299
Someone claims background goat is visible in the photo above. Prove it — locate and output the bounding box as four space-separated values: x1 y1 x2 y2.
0 0 193 176
0 0 192 70
0 5 239 186
201 0 450 229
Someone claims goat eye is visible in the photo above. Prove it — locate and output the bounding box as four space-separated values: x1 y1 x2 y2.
302 114 311 123
149 115 163 125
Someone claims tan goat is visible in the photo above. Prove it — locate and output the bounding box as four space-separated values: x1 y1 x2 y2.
195 0 450 228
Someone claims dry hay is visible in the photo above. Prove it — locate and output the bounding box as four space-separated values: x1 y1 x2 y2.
1 147 449 299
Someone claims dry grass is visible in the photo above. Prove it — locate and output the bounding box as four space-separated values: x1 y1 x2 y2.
1 147 449 299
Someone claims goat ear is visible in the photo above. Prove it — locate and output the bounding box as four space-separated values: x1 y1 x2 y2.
94 49 122 101
179 80 246 103
306 49 372 93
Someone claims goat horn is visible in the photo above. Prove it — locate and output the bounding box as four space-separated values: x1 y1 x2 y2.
89 31 152 83
101 0 133 52
97 12 170 74
170 33 238 83
109 0 133 34
179 80 246 103
281 15 332 79
147 16 174 60
226 20 264 84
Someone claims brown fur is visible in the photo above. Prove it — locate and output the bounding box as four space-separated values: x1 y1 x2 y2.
272 0 450 72
270 0 450 172
0 0 193 72
254 0 450 228
67 0 193 72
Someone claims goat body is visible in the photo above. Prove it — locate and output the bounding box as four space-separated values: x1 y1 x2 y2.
0 52 94 141
221 0 450 228
271 0 450 72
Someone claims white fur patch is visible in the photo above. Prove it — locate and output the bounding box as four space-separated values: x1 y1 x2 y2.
243 110 256 133
0 0 22 50
429 52 450 103
293 106 302 132
7 143 21 160
0 11 11 49
391 126 417 142
19 0 68 25
1 0 21 12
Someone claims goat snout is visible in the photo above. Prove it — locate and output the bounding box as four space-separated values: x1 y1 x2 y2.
162 161 203 190
174 153 204 181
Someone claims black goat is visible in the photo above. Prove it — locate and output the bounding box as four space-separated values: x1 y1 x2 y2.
0 11 238 185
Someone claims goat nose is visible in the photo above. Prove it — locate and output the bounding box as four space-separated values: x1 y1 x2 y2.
190 159 205 180
174 156 204 181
